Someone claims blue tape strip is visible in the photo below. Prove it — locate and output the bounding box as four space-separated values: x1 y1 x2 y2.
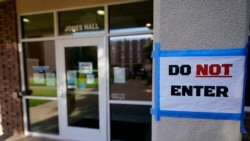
153 42 161 121
158 110 241 120
159 48 246 57
151 109 241 120
151 47 247 57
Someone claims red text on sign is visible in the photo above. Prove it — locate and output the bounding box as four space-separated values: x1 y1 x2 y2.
196 64 233 77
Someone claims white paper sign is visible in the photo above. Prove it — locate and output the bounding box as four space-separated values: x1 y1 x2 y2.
113 67 126 83
79 62 93 74
86 74 95 84
46 73 56 86
33 73 45 84
160 56 245 114
67 70 77 88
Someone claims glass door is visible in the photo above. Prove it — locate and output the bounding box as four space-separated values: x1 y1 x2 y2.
57 37 107 141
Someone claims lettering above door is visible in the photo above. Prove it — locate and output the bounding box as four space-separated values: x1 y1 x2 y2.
64 23 100 32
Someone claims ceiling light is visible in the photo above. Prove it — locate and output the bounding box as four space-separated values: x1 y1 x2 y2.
23 18 30 23
146 23 152 27
97 10 105 15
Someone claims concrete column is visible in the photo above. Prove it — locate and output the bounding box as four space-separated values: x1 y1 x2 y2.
153 0 249 141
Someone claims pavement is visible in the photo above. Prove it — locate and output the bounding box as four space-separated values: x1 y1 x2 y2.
0 135 63 141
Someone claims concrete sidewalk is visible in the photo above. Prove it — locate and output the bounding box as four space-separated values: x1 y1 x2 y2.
0 135 64 141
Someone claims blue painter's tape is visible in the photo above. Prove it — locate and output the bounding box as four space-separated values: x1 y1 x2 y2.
158 47 247 57
154 42 161 121
150 108 156 115
151 50 158 58
159 110 241 120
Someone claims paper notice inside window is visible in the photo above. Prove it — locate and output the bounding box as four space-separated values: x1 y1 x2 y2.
113 67 125 83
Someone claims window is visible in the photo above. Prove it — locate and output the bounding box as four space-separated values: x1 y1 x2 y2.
109 34 153 101
58 7 105 35
21 13 54 38
109 1 153 33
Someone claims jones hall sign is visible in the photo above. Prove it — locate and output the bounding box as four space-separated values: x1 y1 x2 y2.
151 43 248 124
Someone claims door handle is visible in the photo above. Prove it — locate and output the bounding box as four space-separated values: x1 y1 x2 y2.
60 93 65 98
22 89 33 96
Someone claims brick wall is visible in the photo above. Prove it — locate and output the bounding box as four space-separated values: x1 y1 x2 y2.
0 0 23 136
0 105 2 135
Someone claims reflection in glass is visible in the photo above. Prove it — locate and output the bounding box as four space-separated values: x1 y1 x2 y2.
21 13 54 38
23 41 57 97
109 1 153 33
110 104 151 141
27 99 59 134
58 7 105 35
65 46 99 129
109 34 153 101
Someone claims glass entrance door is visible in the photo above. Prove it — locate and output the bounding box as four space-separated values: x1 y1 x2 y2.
57 37 107 141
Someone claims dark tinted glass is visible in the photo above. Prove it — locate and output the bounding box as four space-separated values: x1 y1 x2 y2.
109 1 153 33
110 104 151 141
21 13 54 38
58 7 105 35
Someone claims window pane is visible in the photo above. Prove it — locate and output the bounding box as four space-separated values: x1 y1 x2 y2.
109 1 153 33
23 41 57 97
58 7 105 35
65 46 99 129
109 34 153 101
21 13 54 38
27 99 59 134
110 104 151 141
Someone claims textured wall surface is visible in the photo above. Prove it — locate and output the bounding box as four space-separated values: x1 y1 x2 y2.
153 0 249 141
154 0 249 49
0 0 23 136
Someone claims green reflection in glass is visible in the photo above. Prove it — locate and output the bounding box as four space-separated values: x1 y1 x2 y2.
30 87 57 98
28 99 49 107
23 41 57 97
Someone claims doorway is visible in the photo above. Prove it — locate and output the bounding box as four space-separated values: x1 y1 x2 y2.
57 37 107 141
21 37 107 141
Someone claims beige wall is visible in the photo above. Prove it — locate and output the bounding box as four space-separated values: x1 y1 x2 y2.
16 0 134 14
